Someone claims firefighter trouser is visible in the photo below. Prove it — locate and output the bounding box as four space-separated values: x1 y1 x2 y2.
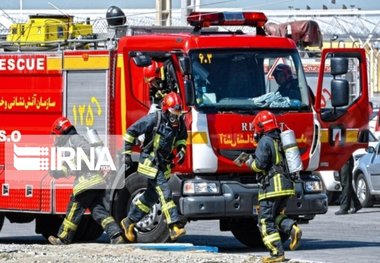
339 158 361 211
128 169 180 226
258 197 295 256
57 189 122 244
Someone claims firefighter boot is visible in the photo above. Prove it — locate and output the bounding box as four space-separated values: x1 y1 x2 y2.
262 255 285 263
289 224 302 250
121 217 136 242
48 236 65 245
110 233 125 244
169 224 186 240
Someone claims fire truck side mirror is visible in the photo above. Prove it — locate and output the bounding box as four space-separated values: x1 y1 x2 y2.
179 57 192 75
330 57 349 108
330 57 348 76
184 80 195 106
132 54 152 67
331 79 349 107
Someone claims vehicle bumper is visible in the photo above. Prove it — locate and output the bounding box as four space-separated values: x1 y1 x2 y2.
178 180 328 219
316 171 342 192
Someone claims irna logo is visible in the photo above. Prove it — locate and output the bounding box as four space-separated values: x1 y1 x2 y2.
13 144 116 171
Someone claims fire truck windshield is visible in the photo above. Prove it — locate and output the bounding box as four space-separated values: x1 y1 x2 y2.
190 49 310 112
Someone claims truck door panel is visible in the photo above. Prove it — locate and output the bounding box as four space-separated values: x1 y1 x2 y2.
315 49 369 171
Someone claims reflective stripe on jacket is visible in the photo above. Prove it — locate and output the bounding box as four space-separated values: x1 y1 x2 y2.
124 111 187 179
248 130 295 201
57 131 106 196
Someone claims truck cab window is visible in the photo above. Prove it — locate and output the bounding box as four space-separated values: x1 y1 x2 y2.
190 49 310 112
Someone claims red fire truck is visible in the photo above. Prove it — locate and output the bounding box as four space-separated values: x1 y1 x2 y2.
0 8 370 247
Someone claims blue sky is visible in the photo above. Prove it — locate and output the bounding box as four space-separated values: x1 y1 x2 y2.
1 0 379 10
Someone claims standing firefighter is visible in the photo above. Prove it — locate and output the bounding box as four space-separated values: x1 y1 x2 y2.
121 91 187 242
48 117 124 245
245 111 302 263
144 60 177 113
144 61 169 108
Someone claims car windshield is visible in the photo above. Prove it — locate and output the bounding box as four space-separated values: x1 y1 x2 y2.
190 49 310 113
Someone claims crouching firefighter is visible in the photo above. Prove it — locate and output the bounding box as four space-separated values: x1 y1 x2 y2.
48 117 124 245
121 91 187 242
245 110 302 263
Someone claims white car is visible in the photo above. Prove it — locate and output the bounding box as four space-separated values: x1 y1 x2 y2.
315 129 378 205
353 138 380 207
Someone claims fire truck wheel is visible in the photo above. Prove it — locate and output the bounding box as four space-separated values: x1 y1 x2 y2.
0 213 4 232
111 172 170 243
230 218 289 248
231 218 264 247
37 215 103 242
36 215 63 240
74 216 104 241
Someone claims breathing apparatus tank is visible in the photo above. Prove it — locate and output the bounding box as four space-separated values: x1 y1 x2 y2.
280 129 303 174
86 127 104 160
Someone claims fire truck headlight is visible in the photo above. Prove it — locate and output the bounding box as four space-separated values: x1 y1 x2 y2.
304 180 322 193
183 180 220 195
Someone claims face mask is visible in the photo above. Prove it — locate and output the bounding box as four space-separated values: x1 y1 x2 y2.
167 110 181 127
254 132 263 143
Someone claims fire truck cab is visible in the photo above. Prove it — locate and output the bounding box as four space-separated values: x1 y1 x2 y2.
0 8 370 247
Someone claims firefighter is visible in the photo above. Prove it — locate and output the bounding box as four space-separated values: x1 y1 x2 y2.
144 61 173 111
121 91 187 242
245 110 302 263
335 157 362 215
273 64 301 101
138 60 174 143
48 117 124 245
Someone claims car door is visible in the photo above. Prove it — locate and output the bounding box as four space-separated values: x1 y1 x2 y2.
366 142 380 190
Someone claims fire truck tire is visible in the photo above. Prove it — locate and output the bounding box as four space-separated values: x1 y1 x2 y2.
0 213 4 232
230 218 290 248
111 172 170 243
231 218 264 247
74 216 104 241
36 215 63 240
36 215 103 242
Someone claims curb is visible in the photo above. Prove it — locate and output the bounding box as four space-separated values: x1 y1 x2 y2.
129 243 219 253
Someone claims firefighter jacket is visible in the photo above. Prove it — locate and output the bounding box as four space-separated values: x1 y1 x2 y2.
123 111 187 179
247 129 295 201
52 128 106 196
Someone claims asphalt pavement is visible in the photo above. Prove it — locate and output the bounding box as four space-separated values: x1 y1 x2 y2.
1 204 380 263
181 204 380 263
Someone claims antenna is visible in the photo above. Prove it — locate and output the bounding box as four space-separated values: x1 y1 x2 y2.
48 2 70 17
19 0 23 15
0 8 16 24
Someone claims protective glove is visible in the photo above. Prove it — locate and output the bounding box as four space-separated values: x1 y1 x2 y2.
245 155 254 168
176 151 185 165
125 154 132 167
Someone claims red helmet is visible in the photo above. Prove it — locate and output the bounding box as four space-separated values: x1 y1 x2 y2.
273 64 292 82
161 92 182 114
51 117 73 135
253 110 279 134
143 61 162 83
